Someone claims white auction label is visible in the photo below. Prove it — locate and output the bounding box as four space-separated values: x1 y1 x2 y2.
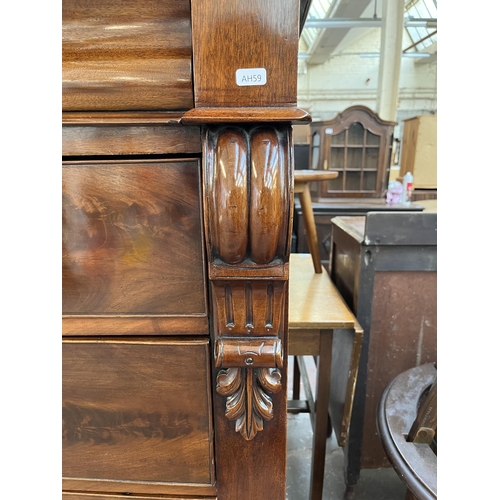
236 68 267 86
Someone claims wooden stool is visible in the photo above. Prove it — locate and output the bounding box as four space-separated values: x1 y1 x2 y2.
294 170 339 273
288 253 363 500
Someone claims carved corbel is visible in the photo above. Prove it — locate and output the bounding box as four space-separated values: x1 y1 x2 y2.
203 124 292 439
215 338 283 441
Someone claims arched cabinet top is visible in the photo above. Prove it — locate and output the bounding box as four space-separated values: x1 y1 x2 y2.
310 105 397 137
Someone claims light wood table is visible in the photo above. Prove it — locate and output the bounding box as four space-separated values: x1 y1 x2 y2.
294 170 339 273
288 253 363 500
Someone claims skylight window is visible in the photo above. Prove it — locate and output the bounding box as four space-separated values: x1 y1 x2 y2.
301 0 337 51
404 0 437 51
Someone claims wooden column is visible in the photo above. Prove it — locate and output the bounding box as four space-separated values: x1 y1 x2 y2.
185 1 310 498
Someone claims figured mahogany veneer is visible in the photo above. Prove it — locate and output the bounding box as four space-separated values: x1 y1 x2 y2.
62 338 215 495
63 0 193 111
63 495 215 500
62 159 207 335
62 124 201 156
62 495 216 500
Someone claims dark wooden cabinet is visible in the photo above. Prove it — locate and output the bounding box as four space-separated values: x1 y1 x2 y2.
308 105 396 200
62 1 310 499
293 199 425 268
328 212 437 488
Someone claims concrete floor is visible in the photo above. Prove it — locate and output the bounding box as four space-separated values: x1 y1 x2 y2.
286 357 407 500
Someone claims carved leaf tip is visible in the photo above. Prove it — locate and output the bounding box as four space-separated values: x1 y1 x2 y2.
216 367 282 440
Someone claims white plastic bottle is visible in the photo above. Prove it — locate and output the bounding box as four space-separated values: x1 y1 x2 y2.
402 171 414 205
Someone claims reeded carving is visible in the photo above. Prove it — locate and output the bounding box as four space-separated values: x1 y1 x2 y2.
212 281 284 336
216 367 282 441
205 125 291 268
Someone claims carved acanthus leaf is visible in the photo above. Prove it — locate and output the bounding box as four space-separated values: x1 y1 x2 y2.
216 367 282 440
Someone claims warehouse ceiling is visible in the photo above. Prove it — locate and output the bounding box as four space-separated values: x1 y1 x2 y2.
299 0 437 66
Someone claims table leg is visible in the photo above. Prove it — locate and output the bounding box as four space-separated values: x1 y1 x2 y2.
293 355 301 399
297 184 322 274
309 329 333 500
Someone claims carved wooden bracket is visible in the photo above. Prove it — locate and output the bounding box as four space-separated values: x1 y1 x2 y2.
203 124 291 440
215 338 283 440
204 125 292 273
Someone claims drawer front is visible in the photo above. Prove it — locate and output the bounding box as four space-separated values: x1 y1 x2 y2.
62 338 215 496
62 159 208 335
63 495 216 500
62 0 193 111
62 123 202 157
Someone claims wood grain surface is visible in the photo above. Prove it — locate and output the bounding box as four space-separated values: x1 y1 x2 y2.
212 129 249 264
211 280 285 337
288 254 356 329
182 107 311 124
63 494 215 500
63 0 193 110
62 315 208 336
191 0 299 107
250 130 286 264
62 160 206 317
201 117 294 498
205 126 292 268
62 339 214 491
62 124 201 156
361 271 437 469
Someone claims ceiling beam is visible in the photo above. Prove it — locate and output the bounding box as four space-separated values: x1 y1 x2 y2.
304 18 437 29
305 0 374 65
415 50 437 65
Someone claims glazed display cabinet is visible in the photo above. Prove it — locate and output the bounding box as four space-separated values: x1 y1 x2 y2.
308 105 396 200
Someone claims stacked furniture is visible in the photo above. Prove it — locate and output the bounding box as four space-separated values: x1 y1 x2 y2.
398 114 438 202
293 106 424 267
62 1 312 499
328 212 437 496
288 253 363 500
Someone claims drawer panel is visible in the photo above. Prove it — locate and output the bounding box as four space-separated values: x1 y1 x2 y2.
63 494 216 500
62 123 202 157
62 159 207 334
62 0 193 111
62 338 215 494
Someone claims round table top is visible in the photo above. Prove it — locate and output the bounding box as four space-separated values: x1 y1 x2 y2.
294 169 339 183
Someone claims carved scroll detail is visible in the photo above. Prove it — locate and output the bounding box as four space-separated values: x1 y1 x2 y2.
215 337 283 439
213 129 248 264
205 126 291 267
250 130 285 264
216 367 282 441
